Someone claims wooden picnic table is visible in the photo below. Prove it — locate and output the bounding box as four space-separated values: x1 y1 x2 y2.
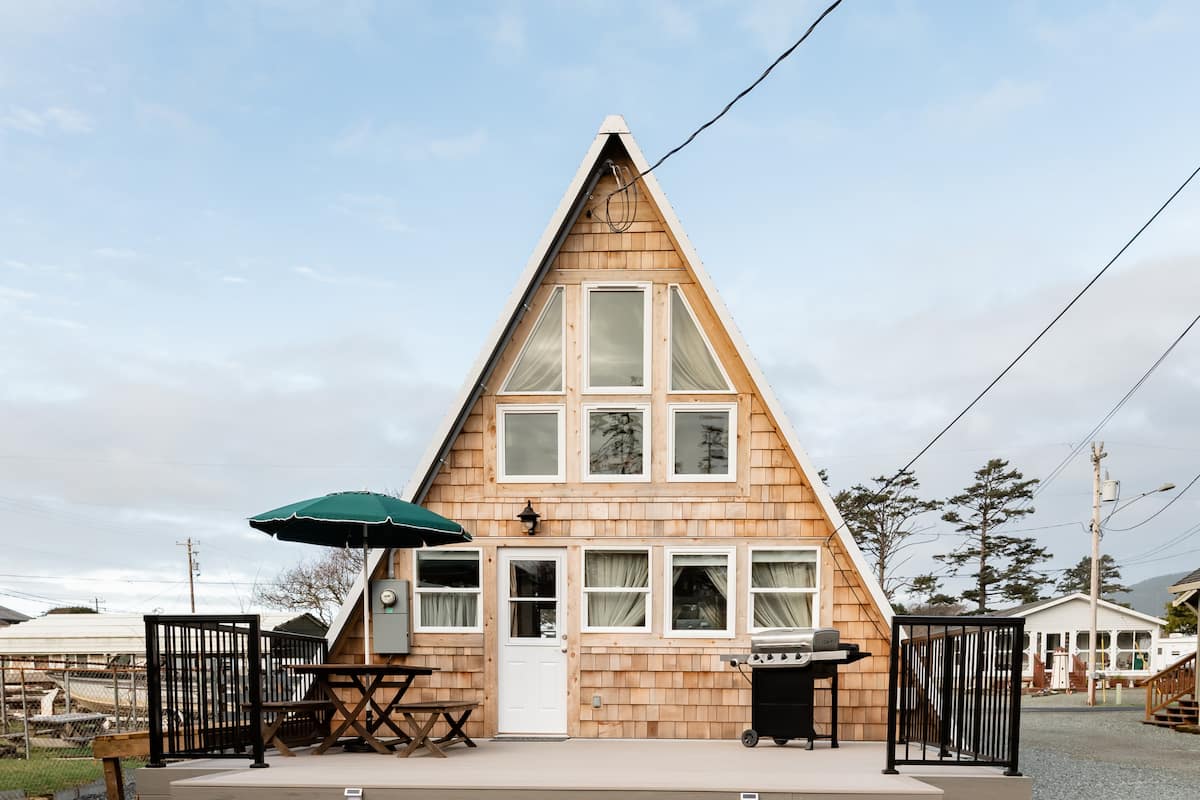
287 663 435 755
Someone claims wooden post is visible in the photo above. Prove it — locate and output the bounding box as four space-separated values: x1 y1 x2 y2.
1 656 7 731
65 666 72 714
19 668 30 760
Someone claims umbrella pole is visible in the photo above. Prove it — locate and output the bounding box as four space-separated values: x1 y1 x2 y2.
362 526 371 665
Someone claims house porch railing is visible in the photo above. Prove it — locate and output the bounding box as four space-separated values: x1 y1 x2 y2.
144 614 327 768
884 615 1024 776
1142 651 1196 720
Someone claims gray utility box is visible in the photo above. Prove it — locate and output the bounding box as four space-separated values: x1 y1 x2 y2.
370 578 411 655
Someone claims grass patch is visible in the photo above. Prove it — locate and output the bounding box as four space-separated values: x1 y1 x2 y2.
0 754 145 797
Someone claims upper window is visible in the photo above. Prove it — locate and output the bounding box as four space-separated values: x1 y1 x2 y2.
669 286 731 392
583 404 650 482
583 549 651 632
502 286 564 394
669 403 736 482
414 550 482 632
584 284 650 392
497 405 565 482
749 549 818 630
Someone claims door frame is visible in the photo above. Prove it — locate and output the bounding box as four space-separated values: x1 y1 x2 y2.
497 546 568 735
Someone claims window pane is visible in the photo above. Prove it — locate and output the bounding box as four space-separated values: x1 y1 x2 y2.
588 593 646 628
503 411 559 477
509 560 556 598
589 289 644 387
1117 631 1133 649
673 409 731 476
420 593 478 628
585 551 649 588
751 550 816 589
510 601 556 638
671 555 728 631
670 287 728 391
417 552 480 588
504 287 563 392
753 593 812 628
589 410 644 475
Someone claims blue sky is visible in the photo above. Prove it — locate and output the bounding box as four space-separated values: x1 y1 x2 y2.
2 1 1200 615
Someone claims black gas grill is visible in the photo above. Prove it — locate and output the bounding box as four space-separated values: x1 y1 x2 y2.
723 627 871 749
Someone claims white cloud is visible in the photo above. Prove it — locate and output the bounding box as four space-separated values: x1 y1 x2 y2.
93 247 139 260
427 129 487 160
482 12 525 61
292 265 396 290
330 193 409 233
0 285 36 301
330 121 487 162
222 276 249 285
655 2 698 41
136 102 204 137
739 0 819 52
928 79 1047 132
0 105 93 135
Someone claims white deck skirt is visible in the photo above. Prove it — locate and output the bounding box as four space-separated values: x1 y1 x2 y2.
148 739 1032 800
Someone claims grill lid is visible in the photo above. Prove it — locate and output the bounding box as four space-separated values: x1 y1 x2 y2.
750 627 840 653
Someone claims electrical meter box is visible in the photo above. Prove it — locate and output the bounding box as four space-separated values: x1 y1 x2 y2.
370 579 410 655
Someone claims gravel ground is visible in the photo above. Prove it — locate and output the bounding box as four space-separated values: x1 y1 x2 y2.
1021 688 1200 800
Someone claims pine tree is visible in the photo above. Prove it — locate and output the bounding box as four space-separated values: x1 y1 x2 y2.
937 458 1052 612
1163 601 1197 635
1054 554 1128 598
833 470 941 599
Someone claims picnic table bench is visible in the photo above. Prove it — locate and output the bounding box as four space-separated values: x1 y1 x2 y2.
241 699 334 757
392 700 478 758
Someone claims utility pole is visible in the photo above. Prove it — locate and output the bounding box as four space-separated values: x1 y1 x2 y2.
1087 442 1106 707
177 538 199 613
92 597 104 613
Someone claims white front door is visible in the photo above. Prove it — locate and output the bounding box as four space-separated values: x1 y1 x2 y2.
498 548 567 735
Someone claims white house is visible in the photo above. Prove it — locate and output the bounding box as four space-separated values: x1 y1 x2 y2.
1001 593 1169 681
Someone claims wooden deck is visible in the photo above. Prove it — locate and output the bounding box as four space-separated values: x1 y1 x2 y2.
137 739 1030 800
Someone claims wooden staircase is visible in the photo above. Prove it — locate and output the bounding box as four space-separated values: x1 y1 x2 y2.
1141 652 1197 731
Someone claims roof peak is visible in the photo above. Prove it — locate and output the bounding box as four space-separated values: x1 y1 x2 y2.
598 114 629 134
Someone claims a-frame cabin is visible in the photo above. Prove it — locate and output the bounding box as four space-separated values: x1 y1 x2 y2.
325 116 893 741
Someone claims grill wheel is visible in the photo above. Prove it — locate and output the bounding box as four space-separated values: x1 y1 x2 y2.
741 729 759 748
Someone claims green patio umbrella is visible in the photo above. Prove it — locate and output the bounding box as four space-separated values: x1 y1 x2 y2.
249 491 471 662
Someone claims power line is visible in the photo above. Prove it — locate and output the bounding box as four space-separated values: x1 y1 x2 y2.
827 164 1200 547
1106 469 1200 532
608 0 843 197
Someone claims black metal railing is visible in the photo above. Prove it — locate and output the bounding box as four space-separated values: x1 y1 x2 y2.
145 615 327 767
884 615 1024 776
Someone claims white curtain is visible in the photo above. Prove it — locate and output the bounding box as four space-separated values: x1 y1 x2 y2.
670 287 728 391
420 593 477 628
586 552 649 627
752 552 815 628
503 287 563 392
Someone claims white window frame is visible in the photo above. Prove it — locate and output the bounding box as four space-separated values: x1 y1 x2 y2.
412 547 483 633
582 282 652 394
581 403 651 482
581 546 652 633
667 284 734 394
665 547 736 639
496 404 566 483
667 402 738 483
499 285 566 396
747 547 820 633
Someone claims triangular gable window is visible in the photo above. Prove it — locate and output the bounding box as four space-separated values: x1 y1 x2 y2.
669 286 731 392
502 286 564 393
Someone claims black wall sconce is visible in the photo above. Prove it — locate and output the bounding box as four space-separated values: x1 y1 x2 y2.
517 501 540 535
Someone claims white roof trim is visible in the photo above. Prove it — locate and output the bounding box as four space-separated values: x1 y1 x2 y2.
1002 592 1166 626
328 115 895 647
1173 588 1197 608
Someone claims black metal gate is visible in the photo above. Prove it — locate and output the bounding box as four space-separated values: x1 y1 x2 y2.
884 615 1024 776
144 615 327 767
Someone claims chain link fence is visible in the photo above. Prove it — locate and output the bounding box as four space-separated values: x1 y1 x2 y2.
1 656 145 798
